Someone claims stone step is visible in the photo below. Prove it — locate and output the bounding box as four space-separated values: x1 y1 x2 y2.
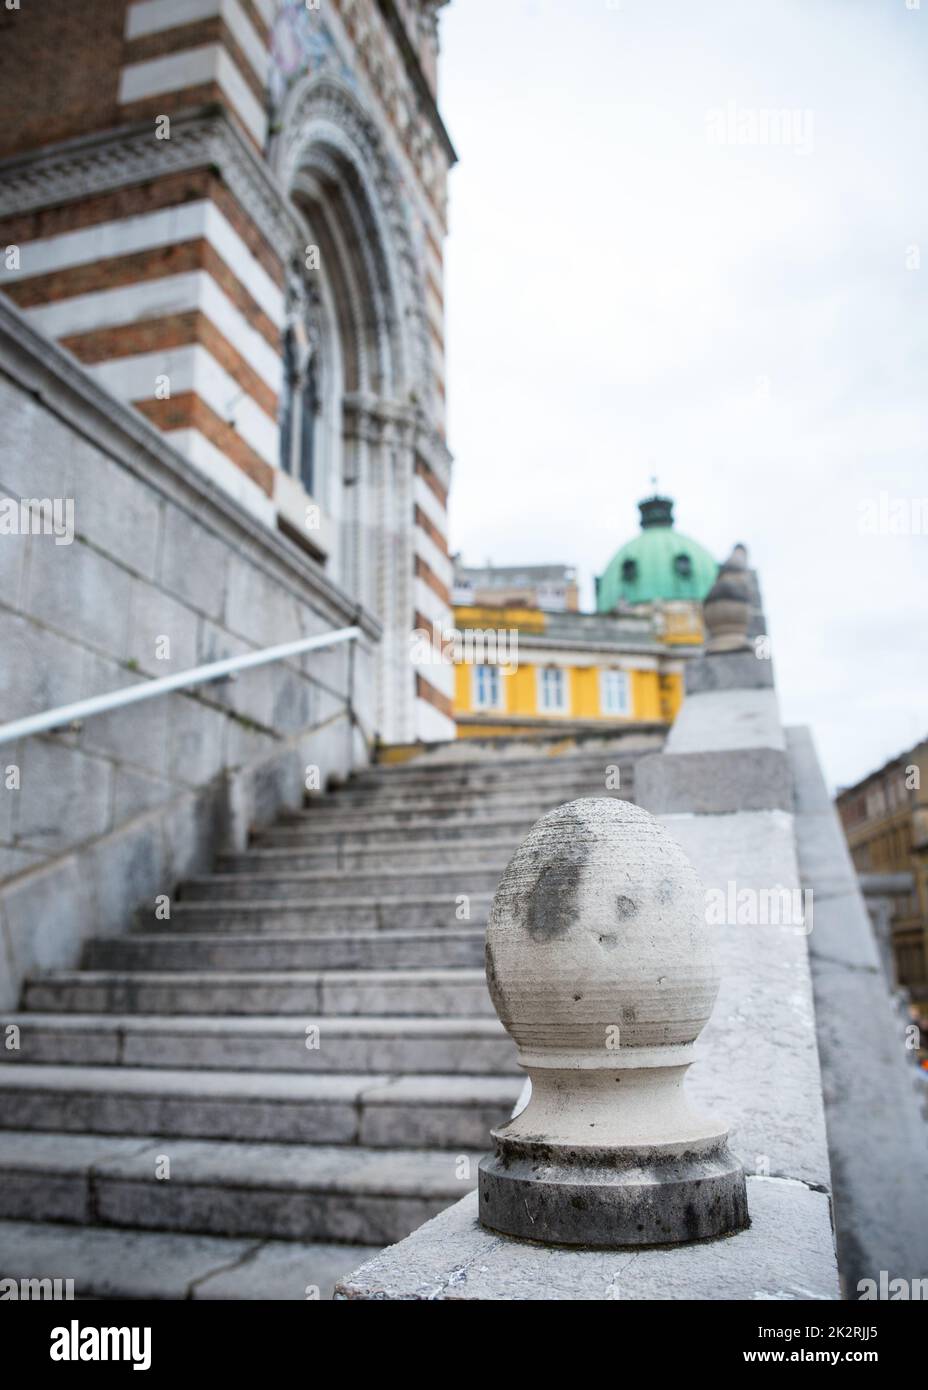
311 789 630 817
0 1013 515 1073
84 930 486 973
0 1132 484 1247
255 814 539 848
219 841 515 873
267 811 543 838
0 1217 378 1299
22 967 495 1017
178 867 503 901
0 1066 520 1148
321 781 632 811
351 749 650 786
285 791 632 832
164 896 492 934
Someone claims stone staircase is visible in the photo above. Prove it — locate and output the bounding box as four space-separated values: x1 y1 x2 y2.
0 739 651 1299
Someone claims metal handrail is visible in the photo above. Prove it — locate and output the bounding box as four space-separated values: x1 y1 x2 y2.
0 626 362 748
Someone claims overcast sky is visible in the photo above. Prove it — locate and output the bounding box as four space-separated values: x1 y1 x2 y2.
439 0 928 793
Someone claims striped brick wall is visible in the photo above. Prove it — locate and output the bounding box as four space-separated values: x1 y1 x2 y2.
119 0 274 151
0 0 457 743
0 165 286 520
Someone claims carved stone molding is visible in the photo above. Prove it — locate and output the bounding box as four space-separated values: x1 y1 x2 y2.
343 393 418 451
278 72 433 414
0 111 303 257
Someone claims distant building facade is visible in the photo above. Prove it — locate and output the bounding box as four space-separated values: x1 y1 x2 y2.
836 740 928 1003
451 601 696 738
450 494 714 739
0 0 456 745
452 561 579 613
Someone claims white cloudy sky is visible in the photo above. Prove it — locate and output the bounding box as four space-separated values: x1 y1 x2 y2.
439 0 928 792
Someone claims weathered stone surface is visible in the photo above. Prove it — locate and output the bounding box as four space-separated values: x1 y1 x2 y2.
686 649 775 694
663 809 832 1190
636 747 792 814
788 725 928 1290
0 855 95 1009
71 441 162 580
194 1238 380 1301
158 504 229 623
0 330 378 1013
85 817 168 938
0 518 25 608
0 612 84 722
78 656 172 776
336 1181 839 1301
126 581 199 677
25 537 132 659
0 1217 369 1300
112 766 176 822
12 738 112 855
165 698 228 788
667 688 786 754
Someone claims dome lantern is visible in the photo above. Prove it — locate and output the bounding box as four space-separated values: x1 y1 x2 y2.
596 492 718 613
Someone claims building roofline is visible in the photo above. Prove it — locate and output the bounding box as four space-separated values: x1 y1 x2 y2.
377 0 458 166
835 737 928 800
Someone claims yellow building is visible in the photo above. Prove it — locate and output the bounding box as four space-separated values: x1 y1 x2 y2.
452 602 700 738
452 493 713 738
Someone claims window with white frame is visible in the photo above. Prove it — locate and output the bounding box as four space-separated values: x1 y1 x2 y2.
473 665 503 710
600 668 631 717
538 666 568 713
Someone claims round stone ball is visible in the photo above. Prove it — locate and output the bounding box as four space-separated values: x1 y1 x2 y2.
485 798 719 1061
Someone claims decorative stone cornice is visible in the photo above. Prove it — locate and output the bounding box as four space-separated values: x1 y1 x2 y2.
0 108 304 257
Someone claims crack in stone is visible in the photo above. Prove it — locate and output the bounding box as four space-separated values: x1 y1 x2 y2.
185 1238 269 1299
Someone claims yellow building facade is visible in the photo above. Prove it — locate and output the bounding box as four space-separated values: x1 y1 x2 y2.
452 603 697 738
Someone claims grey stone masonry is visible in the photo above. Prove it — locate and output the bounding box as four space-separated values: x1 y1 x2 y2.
685 648 774 694
0 296 379 1011
788 726 928 1294
0 736 651 1298
338 651 843 1300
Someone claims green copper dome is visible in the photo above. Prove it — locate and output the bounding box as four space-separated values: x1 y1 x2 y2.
596 496 718 611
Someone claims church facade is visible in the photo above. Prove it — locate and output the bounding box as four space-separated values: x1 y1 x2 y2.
0 0 455 745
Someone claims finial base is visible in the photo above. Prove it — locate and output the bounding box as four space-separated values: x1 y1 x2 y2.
479 1137 748 1248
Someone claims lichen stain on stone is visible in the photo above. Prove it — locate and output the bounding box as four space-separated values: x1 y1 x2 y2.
485 940 507 1017
521 846 586 941
615 895 638 921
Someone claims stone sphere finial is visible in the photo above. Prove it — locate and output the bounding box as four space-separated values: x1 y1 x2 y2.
703 543 753 653
478 798 748 1247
